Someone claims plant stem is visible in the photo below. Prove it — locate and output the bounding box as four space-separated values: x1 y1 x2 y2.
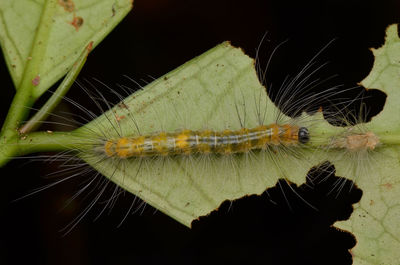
19 42 93 134
0 83 34 140
15 131 85 155
0 130 86 167
0 1 66 166
378 133 400 146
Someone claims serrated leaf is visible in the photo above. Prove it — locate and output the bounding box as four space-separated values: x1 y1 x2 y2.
0 0 132 99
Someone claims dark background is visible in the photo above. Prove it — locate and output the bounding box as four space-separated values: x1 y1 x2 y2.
1 0 399 264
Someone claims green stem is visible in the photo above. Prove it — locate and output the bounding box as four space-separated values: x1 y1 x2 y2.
15 131 85 155
0 1 57 142
19 42 93 134
378 133 400 145
0 131 86 167
0 84 34 140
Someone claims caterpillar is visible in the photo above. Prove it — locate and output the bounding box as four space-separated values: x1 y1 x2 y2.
17 40 380 232
100 125 310 158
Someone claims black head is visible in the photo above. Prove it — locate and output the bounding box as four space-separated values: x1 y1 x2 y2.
298 127 310 144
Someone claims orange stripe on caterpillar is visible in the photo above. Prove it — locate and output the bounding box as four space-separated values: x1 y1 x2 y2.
103 124 310 158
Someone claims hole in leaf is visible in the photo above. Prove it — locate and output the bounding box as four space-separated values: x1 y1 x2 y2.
192 162 361 265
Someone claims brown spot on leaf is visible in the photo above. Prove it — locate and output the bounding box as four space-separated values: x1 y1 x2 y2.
113 111 126 122
32 75 40 86
59 0 75 12
382 183 393 189
112 3 116 17
86 41 93 53
118 102 129 109
115 115 126 122
70 15 84 31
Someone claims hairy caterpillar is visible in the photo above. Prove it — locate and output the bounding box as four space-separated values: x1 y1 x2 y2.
15 40 381 232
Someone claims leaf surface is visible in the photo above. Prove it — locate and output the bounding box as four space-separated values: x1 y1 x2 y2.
78 25 400 265
334 25 400 265
77 42 326 226
0 0 132 98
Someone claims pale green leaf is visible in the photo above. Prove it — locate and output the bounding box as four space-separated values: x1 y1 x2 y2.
0 0 132 99
334 25 400 265
76 42 327 226
75 24 400 265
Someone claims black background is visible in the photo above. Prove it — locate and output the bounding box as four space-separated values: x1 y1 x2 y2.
1 0 399 264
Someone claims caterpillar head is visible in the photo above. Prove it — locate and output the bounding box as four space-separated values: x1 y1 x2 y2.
298 127 310 144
